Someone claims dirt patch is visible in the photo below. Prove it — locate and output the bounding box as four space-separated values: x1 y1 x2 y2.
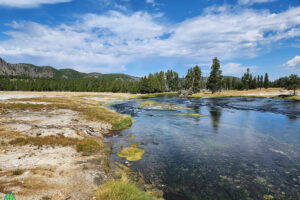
0 92 135 199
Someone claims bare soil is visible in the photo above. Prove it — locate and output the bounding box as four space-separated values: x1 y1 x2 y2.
0 92 136 200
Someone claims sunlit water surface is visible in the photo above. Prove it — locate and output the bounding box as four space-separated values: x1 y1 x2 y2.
107 96 300 200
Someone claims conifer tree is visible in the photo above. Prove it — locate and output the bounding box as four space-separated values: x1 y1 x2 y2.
185 68 194 90
264 73 269 89
192 65 201 93
207 57 223 94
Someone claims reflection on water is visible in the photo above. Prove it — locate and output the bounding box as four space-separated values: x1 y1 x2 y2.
107 97 300 200
209 105 222 132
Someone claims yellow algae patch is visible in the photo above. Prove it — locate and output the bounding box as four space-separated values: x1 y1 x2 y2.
139 101 181 110
189 114 207 117
175 113 207 117
117 147 145 161
140 101 160 107
263 195 274 199
175 113 188 116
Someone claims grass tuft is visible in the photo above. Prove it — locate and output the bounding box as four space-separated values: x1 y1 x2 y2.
95 180 155 200
76 139 104 155
9 135 80 147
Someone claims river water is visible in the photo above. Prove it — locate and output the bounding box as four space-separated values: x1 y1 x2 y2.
107 96 300 200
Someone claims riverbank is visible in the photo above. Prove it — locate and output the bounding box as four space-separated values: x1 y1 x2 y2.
0 92 159 200
189 88 300 101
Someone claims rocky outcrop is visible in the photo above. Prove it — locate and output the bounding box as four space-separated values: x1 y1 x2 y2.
0 58 58 78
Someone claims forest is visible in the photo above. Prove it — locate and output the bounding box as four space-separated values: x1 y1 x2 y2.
0 58 299 94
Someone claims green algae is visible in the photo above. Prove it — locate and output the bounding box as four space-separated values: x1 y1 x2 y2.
175 113 207 117
117 146 145 161
189 114 207 117
263 195 274 199
175 113 188 116
140 101 182 110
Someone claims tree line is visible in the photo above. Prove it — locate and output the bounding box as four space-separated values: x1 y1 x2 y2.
241 68 270 90
0 57 299 94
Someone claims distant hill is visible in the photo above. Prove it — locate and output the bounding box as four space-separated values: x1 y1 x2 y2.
0 57 139 81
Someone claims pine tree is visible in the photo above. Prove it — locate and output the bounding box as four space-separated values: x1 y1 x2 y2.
264 73 269 89
260 75 263 88
158 71 166 92
241 68 250 90
185 68 194 90
192 65 201 93
207 57 223 94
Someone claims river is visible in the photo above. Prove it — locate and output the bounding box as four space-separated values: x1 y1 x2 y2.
107 96 300 200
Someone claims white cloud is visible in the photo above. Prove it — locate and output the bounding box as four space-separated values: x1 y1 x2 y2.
238 0 276 6
284 56 300 72
285 56 300 67
222 62 258 75
0 6 300 72
0 0 72 8
146 0 155 5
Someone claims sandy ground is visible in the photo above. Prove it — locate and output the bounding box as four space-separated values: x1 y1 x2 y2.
0 92 136 200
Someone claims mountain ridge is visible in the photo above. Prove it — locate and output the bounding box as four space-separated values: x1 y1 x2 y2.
0 57 139 81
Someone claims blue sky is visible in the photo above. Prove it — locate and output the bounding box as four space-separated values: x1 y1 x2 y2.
0 0 299 80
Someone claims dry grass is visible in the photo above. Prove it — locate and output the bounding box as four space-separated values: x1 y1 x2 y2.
1 96 133 131
9 135 80 147
9 135 104 155
189 88 300 101
76 138 104 155
138 92 177 99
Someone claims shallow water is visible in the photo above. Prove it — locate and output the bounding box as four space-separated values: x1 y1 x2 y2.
107 97 300 200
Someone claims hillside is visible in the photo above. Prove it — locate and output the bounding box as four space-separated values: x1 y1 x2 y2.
0 57 139 81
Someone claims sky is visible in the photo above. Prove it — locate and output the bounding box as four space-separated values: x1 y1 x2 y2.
0 0 299 80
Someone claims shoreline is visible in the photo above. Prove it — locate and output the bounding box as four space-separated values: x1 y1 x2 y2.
188 88 300 101
0 89 299 199
0 92 161 200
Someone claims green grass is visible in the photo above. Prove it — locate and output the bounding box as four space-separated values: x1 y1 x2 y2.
95 180 155 200
76 139 104 155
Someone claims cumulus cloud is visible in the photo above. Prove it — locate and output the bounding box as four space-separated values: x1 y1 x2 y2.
0 6 300 72
0 0 72 8
285 56 300 67
284 56 300 72
238 0 276 6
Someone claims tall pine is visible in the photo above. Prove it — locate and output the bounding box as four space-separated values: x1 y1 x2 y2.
264 73 269 89
207 57 223 94
192 65 201 93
